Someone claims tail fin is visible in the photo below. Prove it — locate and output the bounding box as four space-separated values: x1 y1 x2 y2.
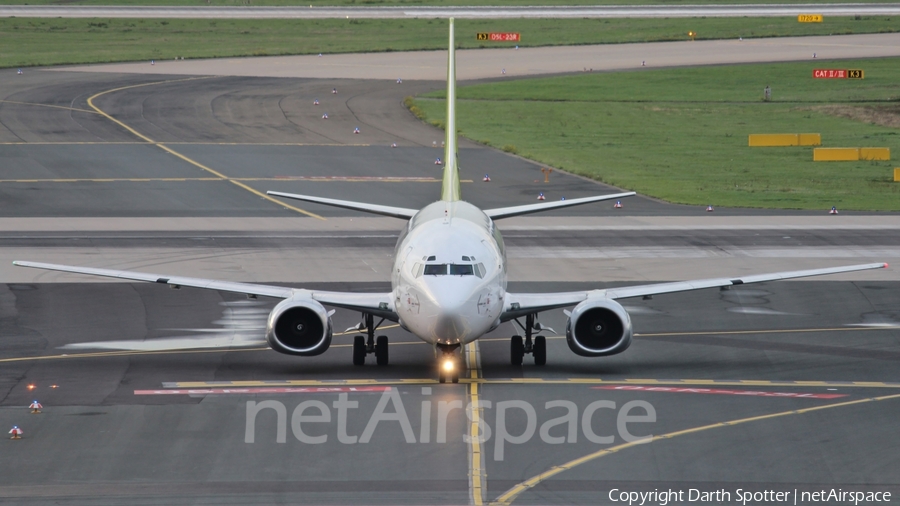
441 18 461 202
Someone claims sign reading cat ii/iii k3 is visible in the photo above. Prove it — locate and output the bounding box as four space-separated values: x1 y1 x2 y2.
813 69 864 79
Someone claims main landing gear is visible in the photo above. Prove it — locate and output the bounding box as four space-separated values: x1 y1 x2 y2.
510 314 549 366
350 313 389 366
437 343 461 384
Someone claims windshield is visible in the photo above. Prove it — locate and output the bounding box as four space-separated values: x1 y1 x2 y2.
422 263 482 276
449 264 474 276
424 264 448 275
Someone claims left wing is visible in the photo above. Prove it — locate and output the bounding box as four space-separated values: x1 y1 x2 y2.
501 262 887 321
12 261 397 320
484 192 635 220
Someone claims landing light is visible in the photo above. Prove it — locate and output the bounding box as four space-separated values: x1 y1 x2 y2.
442 359 455 372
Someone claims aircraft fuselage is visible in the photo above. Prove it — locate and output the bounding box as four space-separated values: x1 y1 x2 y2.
392 200 507 346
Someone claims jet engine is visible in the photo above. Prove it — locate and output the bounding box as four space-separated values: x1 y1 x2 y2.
266 296 333 356
565 298 633 357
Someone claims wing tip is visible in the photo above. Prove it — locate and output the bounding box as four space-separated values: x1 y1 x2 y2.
884 262 890 269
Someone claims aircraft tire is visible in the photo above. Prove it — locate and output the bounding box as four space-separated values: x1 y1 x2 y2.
533 335 547 366
353 335 366 366
375 335 389 366
511 335 524 366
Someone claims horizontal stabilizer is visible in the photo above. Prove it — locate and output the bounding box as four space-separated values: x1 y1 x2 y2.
484 192 636 220
267 191 417 219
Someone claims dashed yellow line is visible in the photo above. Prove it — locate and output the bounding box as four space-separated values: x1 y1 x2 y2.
85 77 324 220
489 392 900 505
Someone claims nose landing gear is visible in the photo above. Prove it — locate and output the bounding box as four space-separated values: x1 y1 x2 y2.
510 314 550 366
349 313 389 366
437 343 461 384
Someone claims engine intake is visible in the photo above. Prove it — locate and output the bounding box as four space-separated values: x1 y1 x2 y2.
566 298 633 357
266 297 333 356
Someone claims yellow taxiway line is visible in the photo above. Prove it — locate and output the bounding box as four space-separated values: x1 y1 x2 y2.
465 340 486 505
85 77 324 220
490 392 900 505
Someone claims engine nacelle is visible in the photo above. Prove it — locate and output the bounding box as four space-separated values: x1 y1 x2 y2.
266 296 333 356
565 298 633 357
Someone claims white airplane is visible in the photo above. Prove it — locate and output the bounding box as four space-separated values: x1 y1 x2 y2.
14 19 887 383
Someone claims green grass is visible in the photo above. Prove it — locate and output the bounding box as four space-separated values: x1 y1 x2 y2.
413 58 900 211
1 16 899 68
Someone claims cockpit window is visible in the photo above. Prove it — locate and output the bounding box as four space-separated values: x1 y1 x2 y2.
422 263 485 277
424 264 448 275
450 264 474 276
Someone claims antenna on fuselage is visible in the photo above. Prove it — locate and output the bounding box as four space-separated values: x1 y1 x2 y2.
440 18 461 203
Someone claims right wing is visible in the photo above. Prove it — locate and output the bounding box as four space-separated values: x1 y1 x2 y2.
13 261 398 321
267 191 417 219
484 192 635 220
13 260 294 298
501 262 888 321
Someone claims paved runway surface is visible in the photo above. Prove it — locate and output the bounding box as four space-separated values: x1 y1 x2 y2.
1 34 899 505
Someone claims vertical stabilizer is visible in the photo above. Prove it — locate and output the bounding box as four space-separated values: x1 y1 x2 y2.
441 18 461 202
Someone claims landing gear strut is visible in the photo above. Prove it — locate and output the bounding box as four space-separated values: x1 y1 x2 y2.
510 314 548 366
351 313 389 366
437 343 461 384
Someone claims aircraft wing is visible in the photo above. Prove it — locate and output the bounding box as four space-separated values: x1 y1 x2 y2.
267 191 418 219
501 262 887 321
12 261 397 320
484 192 635 220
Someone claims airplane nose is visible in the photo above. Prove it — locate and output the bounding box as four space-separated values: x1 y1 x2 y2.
433 311 468 342
425 284 474 343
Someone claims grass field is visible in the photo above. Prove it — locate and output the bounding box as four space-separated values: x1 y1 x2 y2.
1 16 898 68
413 58 900 211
